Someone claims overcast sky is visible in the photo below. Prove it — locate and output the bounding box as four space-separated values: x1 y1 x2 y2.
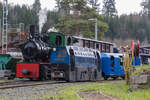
0 0 142 15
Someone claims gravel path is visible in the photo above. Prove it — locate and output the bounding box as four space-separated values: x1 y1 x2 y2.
0 83 79 100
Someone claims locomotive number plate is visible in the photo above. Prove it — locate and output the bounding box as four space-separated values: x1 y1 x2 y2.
55 59 64 61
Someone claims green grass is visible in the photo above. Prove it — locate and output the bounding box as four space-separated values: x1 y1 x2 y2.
47 81 150 100
135 65 150 70
132 65 150 76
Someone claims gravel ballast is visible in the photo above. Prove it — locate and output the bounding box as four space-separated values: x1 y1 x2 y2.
0 83 78 100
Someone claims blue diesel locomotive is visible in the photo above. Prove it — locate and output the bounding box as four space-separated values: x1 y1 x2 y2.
50 46 102 81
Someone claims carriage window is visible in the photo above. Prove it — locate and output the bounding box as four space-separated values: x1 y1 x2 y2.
83 40 85 47
85 41 90 48
56 49 66 57
67 37 71 45
90 42 95 49
102 44 106 52
56 36 62 46
110 56 115 72
119 56 124 72
119 56 123 66
106 45 110 53
96 44 99 50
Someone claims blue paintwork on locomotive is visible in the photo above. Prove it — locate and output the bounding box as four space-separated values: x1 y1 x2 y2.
50 46 97 67
75 56 97 67
100 53 125 77
50 46 101 81
50 47 70 66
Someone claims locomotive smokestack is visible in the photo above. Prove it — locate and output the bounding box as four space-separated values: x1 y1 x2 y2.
29 25 40 39
30 25 35 34
30 25 36 38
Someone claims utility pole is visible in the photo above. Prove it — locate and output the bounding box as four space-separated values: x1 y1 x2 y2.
2 0 8 54
95 18 98 40
88 18 98 40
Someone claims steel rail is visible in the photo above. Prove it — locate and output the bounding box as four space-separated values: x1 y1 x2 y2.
0 81 66 89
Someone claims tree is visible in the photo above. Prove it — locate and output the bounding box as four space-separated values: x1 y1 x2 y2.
7 4 39 31
102 0 117 17
88 0 100 12
60 0 87 14
141 0 150 18
55 0 108 40
33 0 41 14
0 2 2 19
55 0 62 11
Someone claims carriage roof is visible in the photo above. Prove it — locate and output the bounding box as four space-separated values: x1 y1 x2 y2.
65 46 99 58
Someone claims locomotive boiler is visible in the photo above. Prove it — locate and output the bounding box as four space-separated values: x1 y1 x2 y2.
21 25 51 62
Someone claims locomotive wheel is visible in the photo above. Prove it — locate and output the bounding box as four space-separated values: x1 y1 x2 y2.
39 65 51 81
104 76 108 80
8 75 15 80
121 76 125 80
29 78 34 81
112 77 117 80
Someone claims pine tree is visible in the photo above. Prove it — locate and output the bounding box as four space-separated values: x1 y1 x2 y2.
102 0 117 17
60 0 87 13
55 0 62 11
33 0 41 14
55 0 108 39
88 0 100 12
141 0 150 17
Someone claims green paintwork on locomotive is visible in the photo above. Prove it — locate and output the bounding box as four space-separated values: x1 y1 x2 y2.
43 32 72 47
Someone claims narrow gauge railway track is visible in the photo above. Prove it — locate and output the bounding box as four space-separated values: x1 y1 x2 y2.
0 80 31 86
0 79 124 90
0 81 66 90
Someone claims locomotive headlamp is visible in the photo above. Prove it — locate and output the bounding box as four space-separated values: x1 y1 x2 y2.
53 48 56 51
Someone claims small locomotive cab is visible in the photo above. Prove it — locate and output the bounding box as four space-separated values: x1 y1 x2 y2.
101 53 125 80
50 46 102 81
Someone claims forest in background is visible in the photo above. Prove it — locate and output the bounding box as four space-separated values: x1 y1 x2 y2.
1 0 150 45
